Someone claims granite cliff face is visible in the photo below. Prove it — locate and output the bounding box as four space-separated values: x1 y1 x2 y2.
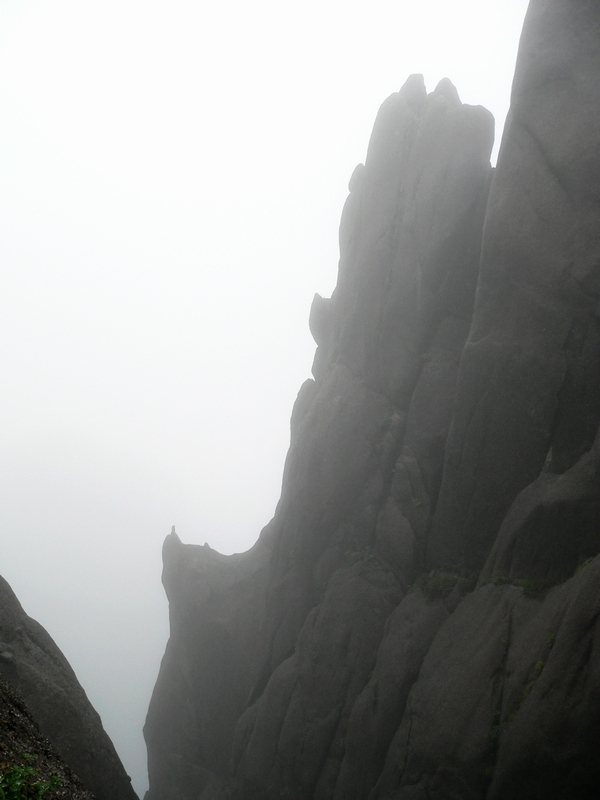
145 2 600 798
0 575 138 800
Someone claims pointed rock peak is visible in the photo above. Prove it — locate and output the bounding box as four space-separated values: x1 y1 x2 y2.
430 77 461 106
348 162 364 193
399 73 427 109
164 527 181 550
309 293 332 347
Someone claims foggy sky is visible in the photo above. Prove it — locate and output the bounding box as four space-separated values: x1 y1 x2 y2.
0 0 529 794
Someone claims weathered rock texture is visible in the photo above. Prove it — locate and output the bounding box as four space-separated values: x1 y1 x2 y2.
428 0 600 575
0 575 138 800
145 2 600 798
0 675 94 800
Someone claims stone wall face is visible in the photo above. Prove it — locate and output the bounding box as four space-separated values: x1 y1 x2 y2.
145 3 600 798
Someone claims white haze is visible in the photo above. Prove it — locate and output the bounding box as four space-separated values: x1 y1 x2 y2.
0 0 529 794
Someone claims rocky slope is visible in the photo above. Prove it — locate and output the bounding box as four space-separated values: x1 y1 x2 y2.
0 575 138 800
0 675 94 800
145 1 600 798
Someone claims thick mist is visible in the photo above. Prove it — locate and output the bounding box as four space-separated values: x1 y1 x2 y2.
0 0 529 794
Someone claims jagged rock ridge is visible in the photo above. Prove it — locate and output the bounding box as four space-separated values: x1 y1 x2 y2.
145 2 600 798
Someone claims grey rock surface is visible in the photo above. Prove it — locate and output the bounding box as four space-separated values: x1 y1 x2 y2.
373 561 600 800
0 675 95 800
144 531 270 800
145 1 600 797
146 72 493 800
428 0 600 573
0 575 138 800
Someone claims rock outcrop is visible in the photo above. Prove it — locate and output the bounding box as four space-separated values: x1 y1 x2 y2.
145 1 600 798
0 675 94 800
0 575 138 800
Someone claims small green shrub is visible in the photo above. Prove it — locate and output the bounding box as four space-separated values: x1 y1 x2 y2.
411 570 474 600
575 556 594 574
424 571 460 598
344 546 378 567
489 574 552 596
0 759 61 800
534 660 545 677
520 680 535 705
547 633 556 649
506 657 548 724
512 577 553 596
522 662 544 702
